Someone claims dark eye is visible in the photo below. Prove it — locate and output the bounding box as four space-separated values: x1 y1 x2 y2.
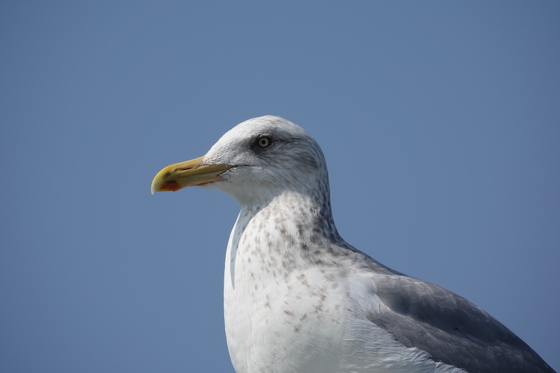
256 136 272 149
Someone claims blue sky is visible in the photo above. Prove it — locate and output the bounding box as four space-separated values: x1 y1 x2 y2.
1 1 559 372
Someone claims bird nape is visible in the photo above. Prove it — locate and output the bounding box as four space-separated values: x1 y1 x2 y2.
152 116 555 373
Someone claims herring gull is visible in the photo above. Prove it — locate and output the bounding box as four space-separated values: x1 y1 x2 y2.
151 116 554 373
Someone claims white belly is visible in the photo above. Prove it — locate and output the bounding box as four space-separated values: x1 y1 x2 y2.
224 259 464 372
225 261 346 372
222 212 465 373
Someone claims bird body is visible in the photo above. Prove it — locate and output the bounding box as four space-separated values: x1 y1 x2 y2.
223 192 467 372
152 116 554 373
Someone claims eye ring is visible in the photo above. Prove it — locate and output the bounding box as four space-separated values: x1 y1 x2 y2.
256 136 272 149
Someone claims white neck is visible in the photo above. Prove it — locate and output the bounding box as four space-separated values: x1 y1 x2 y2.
225 190 340 288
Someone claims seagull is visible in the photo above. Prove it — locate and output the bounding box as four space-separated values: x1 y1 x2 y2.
151 116 554 373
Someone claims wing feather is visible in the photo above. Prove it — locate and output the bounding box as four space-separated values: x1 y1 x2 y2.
367 273 555 373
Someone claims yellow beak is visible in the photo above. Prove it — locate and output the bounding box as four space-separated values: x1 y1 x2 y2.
151 156 234 194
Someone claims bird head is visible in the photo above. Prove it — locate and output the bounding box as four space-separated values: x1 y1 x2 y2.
151 116 330 206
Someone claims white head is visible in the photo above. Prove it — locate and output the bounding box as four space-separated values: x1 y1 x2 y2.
151 116 331 207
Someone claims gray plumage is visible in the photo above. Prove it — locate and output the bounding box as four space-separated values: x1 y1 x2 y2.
352 251 553 372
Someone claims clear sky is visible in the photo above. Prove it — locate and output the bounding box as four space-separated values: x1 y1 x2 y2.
1 1 559 372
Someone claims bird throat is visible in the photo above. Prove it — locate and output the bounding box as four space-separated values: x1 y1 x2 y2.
227 191 339 288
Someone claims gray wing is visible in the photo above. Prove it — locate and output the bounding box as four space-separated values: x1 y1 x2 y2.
368 272 555 373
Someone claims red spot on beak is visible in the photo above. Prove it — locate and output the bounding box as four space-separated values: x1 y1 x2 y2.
159 181 181 192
